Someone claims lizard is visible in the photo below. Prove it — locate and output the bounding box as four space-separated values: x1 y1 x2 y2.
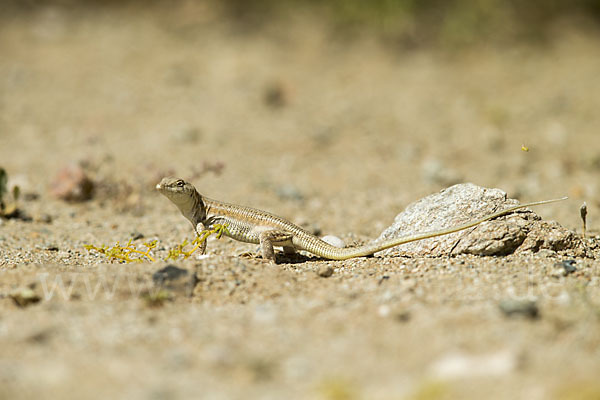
156 177 566 263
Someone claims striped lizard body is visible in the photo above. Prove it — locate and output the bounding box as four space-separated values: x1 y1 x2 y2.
156 177 566 263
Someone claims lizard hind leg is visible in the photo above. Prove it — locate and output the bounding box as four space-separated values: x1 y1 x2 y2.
258 230 294 263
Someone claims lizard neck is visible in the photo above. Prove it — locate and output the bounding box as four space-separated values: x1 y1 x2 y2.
179 189 207 227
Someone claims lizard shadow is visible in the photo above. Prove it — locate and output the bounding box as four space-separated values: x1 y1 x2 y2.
238 251 314 264
240 251 322 264
276 252 376 264
276 252 316 264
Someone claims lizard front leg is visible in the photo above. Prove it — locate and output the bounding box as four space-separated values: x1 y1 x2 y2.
195 222 208 255
258 230 294 262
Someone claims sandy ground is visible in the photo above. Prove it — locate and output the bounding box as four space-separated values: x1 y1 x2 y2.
1 3 600 399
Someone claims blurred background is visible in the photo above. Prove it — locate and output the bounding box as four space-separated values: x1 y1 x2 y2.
1 0 600 232
2 3 600 399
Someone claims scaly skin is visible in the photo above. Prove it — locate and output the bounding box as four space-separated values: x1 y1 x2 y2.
156 177 566 263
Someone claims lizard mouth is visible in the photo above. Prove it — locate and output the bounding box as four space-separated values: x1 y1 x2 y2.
155 183 170 195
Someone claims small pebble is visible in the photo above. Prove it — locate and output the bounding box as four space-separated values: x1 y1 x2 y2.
26 328 53 343
263 80 292 108
23 192 40 201
49 164 94 202
317 265 334 278
10 288 41 307
321 235 345 249
550 260 577 278
152 265 197 297
559 259 577 274
395 310 411 322
153 265 189 284
131 231 144 241
377 304 390 317
431 350 517 378
37 214 53 224
499 299 539 319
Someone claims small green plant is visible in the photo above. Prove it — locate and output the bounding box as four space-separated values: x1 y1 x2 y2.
0 168 20 218
0 168 6 200
84 239 159 263
84 223 230 263
142 289 173 307
164 223 230 261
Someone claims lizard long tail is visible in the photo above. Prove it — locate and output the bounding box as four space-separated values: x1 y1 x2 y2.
300 197 568 260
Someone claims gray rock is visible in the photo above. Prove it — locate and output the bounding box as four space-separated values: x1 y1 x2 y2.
376 183 581 257
152 265 198 297
152 265 189 284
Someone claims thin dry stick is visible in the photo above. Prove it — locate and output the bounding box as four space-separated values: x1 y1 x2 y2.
580 202 588 239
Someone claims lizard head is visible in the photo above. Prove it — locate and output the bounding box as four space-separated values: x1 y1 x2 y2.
156 177 207 226
156 177 196 202
156 177 205 226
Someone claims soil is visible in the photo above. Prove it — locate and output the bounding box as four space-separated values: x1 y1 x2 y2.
1 3 600 399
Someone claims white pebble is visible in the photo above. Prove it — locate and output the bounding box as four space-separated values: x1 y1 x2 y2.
321 235 345 248
377 305 390 317
430 350 517 379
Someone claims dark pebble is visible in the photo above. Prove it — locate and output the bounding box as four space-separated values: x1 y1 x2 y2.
317 265 334 278
10 288 41 307
38 214 53 224
395 310 411 322
152 265 188 284
131 231 145 241
499 299 539 319
558 259 577 274
152 265 198 297
23 192 40 201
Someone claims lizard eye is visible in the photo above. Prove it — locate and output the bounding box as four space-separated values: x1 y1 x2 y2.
176 180 185 188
